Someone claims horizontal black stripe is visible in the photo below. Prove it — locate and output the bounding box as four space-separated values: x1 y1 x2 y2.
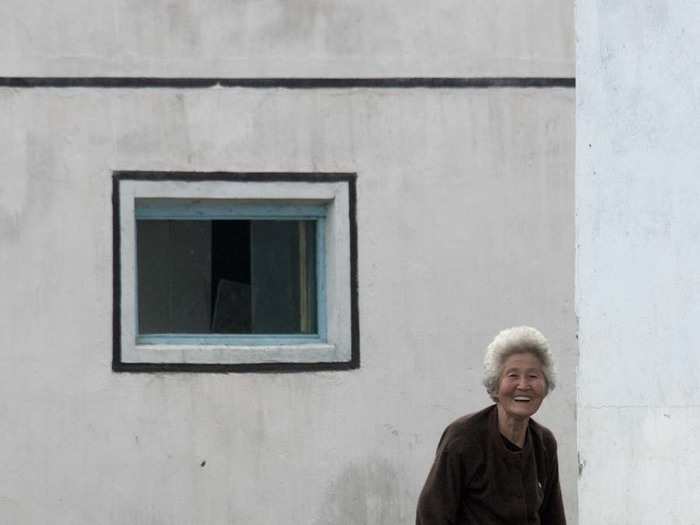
112 361 359 374
114 171 356 182
1 76 574 89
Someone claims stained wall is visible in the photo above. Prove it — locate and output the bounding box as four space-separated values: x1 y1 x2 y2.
0 3 575 523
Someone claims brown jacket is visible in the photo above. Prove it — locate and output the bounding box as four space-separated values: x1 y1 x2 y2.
416 405 566 525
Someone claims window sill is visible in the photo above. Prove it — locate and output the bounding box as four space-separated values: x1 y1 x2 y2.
123 343 338 365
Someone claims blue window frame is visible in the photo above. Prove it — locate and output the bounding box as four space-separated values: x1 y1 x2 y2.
134 198 328 347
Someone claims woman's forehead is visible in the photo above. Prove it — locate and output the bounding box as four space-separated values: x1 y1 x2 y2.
502 352 543 369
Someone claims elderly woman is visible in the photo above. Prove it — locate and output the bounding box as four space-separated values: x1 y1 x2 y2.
416 326 566 524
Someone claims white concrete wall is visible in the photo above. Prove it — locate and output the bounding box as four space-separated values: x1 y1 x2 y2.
0 3 575 524
577 2 700 523
0 0 573 77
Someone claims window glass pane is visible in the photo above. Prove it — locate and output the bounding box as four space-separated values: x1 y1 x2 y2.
137 220 213 333
136 219 317 335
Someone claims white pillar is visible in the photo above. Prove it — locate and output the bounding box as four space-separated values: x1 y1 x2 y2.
577 2 700 523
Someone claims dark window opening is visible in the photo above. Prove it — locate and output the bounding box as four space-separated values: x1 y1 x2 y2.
136 219 317 336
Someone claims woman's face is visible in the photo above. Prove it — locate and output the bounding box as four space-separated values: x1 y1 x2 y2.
496 352 547 421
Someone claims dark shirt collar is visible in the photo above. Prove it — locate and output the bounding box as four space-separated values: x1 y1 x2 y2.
488 404 533 463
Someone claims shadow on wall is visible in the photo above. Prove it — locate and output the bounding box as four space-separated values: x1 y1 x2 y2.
314 458 401 525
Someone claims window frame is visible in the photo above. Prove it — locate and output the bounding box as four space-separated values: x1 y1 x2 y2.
112 172 359 372
135 199 327 346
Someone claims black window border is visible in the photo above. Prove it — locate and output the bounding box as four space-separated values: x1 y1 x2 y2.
112 171 359 373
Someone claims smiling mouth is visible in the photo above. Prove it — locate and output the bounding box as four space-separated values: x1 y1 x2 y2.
513 396 531 402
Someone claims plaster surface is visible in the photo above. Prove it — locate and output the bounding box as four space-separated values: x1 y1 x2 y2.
0 87 575 523
577 1 700 523
0 0 573 77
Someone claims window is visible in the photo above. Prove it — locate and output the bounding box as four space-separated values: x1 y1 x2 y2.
113 172 358 372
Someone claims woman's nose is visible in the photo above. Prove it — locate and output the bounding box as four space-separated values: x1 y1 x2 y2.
517 376 531 389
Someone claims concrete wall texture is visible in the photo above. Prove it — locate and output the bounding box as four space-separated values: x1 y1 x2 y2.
0 0 573 77
577 2 700 524
0 3 575 524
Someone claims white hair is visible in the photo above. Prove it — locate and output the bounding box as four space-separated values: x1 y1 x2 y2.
482 326 556 401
